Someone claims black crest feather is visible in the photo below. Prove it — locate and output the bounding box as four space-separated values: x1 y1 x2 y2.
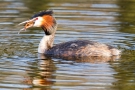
31 10 53 18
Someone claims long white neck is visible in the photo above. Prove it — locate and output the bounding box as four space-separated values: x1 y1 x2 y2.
38 34 55 53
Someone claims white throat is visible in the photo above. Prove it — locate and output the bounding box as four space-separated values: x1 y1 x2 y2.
38 34 54 53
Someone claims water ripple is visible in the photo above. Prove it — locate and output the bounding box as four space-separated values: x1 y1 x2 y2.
0 0 135 90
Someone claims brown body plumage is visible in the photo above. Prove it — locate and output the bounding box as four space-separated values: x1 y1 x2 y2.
18 10 121 60
46 40 120 57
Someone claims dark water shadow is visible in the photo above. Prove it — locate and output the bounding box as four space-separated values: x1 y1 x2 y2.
23 54 56 89
23 53 120 88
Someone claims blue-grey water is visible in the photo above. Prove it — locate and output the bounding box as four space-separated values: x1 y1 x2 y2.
0 0 135 90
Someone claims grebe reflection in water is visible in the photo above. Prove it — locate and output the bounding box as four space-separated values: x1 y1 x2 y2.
18 10 121 60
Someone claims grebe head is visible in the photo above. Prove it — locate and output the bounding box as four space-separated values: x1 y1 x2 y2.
18 10 57 35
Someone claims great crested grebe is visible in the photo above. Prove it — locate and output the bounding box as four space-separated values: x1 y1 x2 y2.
19 10 121 58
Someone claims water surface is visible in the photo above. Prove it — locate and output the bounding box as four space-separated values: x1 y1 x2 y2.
0 0 135 90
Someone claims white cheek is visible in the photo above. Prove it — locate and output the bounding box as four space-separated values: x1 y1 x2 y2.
33 17 43 27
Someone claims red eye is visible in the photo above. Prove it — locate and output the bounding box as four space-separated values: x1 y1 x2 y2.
35 17 38 20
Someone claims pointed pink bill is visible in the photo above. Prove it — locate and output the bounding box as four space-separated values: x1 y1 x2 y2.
18 18 38 34
18 19 30 25
18 20 30 34
18 18 37 25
